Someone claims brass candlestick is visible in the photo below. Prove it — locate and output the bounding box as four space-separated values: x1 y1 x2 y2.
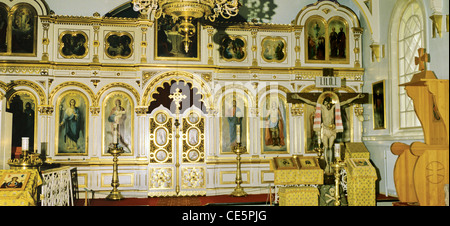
231 143 247 197
106 143 124 201
332 160 346 206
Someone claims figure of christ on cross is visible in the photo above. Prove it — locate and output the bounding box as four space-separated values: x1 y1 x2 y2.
296 92 365 174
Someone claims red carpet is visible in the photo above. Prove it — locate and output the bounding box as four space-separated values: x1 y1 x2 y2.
74 194 271 206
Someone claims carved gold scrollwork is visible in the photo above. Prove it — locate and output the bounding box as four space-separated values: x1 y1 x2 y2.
135 106 148 116
291 103 305 116
38 105 54 115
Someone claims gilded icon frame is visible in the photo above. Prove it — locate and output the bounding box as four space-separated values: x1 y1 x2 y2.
101 91 134 156
372 80 386 130
261 36 287 63
6 90 38 152
55 90 89 156
260 93 290 154
58 31 89 59
220 92 249 154
305 16 349 64
104 31 133 59
154 15 200 61
0 3 38 56
219 35 247 62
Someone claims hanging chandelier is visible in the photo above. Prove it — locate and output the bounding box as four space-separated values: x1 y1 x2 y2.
132 0 240 53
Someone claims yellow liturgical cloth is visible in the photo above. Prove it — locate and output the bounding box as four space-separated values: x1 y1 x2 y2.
345 158 377 206
278 186 320 206
0 169 43 206
345 142 370 160
270 157 324 185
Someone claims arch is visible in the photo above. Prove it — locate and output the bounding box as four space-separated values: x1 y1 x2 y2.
4 80 46 105
294 1 360 28
96 82 140 107
213 83 256 111
142 71 212 107
49 81 95 106
388 0 427 131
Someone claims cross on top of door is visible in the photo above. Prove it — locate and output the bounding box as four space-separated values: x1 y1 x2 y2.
169 88 187 113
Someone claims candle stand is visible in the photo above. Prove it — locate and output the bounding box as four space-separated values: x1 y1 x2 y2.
230 143 247 197
106 143 124 201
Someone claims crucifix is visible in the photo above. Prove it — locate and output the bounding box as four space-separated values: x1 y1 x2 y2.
169 88 186 195
287 69 368 174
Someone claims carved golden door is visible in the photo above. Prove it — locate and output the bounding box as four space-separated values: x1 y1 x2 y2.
148 109 206 197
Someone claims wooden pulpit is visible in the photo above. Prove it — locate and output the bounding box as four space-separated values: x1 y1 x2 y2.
391 49 449 206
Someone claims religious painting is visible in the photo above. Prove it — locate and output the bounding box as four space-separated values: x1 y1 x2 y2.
105 31 133 59
261 36 286 62
273 157 299 170
56 90 89 155
219 35 247 61
0 172 30 191
155 15 200 61
0 5 8 53
303 92 353 153
10 3 37 55
328 17 348 63
6 91 37 152
372 80 386 130
305 16 326 62
102 91 134 155
220 93 248 154
59 31 88 59
150 110 173 164
260 93 289 154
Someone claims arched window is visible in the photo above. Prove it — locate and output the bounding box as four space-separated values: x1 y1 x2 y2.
0 3 37 56
398 2 424 128
390 0 426 132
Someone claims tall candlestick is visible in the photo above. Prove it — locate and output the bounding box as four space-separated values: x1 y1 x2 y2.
22 137 29 151
236 124 240 144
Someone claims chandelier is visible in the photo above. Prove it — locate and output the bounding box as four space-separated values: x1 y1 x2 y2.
132 0 240 53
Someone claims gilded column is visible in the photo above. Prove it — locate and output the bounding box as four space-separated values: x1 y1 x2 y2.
41 18 50 61
352 27 363 67
135 106 148 157
294 25 303 67
206 26 215 65
290 103 304 155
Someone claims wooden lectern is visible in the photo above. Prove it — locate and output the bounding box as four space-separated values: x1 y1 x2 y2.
391 49 449 206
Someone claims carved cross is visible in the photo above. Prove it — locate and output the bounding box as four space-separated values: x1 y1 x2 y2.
415 48 430 72
169 88 186 114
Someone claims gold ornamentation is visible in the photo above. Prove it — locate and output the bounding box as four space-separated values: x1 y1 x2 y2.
90 106 100 116
133 0 239 53
58 31 89 59
5 80 47 105
135 106 148 115
181 167 205 189
38 105 54 115
291 103 305 116
149 167 173 189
